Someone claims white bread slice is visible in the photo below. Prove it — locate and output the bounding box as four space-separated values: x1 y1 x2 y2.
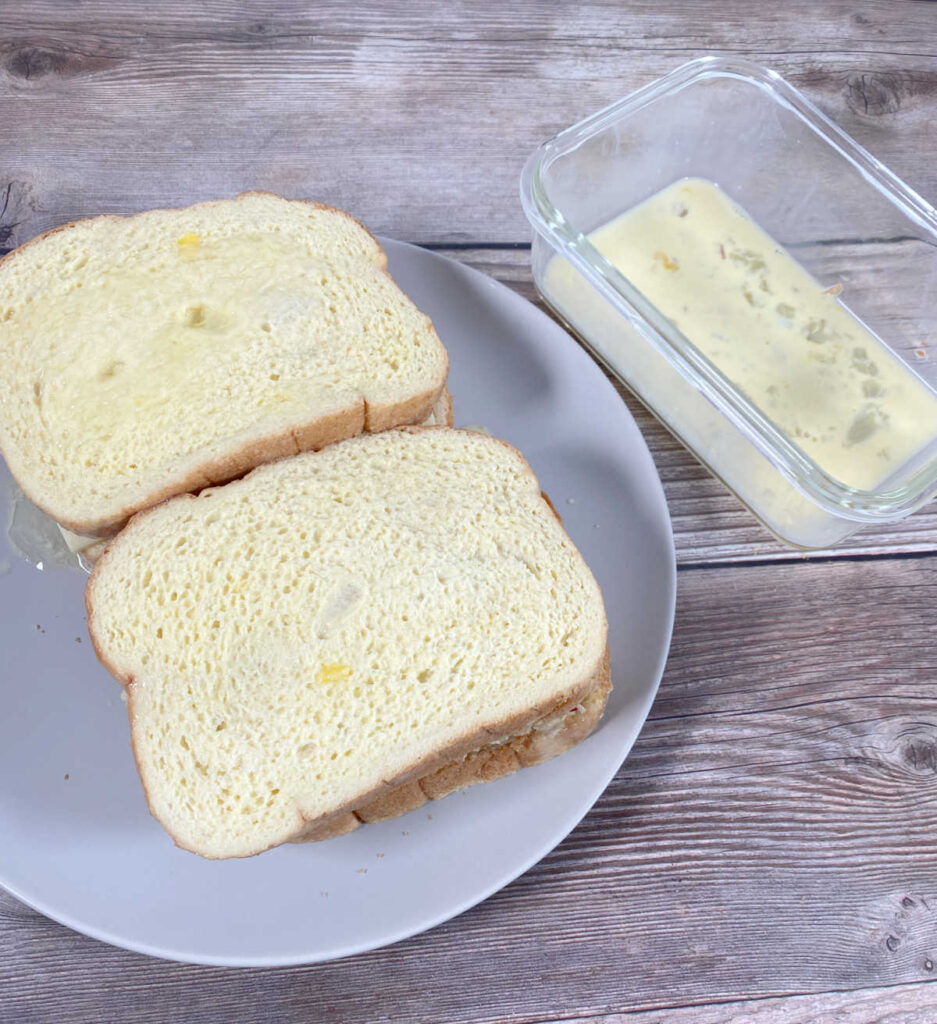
86 428 609 859
57 385 455 565
0 193 448 537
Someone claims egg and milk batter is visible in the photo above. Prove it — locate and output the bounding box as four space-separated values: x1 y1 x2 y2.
542 178 937 546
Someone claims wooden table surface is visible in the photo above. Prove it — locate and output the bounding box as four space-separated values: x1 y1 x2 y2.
2 2 936 1021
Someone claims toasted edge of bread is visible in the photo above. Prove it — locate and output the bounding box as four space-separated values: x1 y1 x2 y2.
292 650 611 841
59 385 454 564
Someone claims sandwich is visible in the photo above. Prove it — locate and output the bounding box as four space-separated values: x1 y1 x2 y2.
86 428 610 858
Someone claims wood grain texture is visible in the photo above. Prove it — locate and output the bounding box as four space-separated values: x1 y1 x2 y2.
551 982 937 1023
2 555 936 1023
1 1 936 245
2 2 936 1021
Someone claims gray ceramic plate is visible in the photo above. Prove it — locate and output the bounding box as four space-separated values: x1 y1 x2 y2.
0 239 676 966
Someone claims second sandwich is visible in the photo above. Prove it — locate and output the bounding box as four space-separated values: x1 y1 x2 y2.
86 428 610 858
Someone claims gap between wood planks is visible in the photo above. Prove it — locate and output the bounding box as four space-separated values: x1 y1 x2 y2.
680 548 937 573
520 977 937 1024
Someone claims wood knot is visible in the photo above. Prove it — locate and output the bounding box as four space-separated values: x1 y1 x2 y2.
5 46 69 81
0 180 36 249
868 892 935 968
854 718 937 784
845 71 921 117
3 43 117 82
900 727 937 775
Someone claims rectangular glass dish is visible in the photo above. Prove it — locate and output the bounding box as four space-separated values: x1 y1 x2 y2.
521 56 937 549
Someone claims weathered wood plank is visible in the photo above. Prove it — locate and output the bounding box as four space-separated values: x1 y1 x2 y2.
439 247 937 564
1 1 936 245
545 981 937 1023
1 555 935 1022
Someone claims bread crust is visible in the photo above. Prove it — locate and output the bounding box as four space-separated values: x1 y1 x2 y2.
118 644 610 856
85 429 609 858
0 192 449 537
61 386 455 562
430 384 454 427
293 648 611 842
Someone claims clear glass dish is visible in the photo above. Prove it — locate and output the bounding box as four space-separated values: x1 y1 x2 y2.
521 56 937 548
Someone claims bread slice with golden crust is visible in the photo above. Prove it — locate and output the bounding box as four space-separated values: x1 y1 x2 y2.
0 192 448 537
86 428 609 859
